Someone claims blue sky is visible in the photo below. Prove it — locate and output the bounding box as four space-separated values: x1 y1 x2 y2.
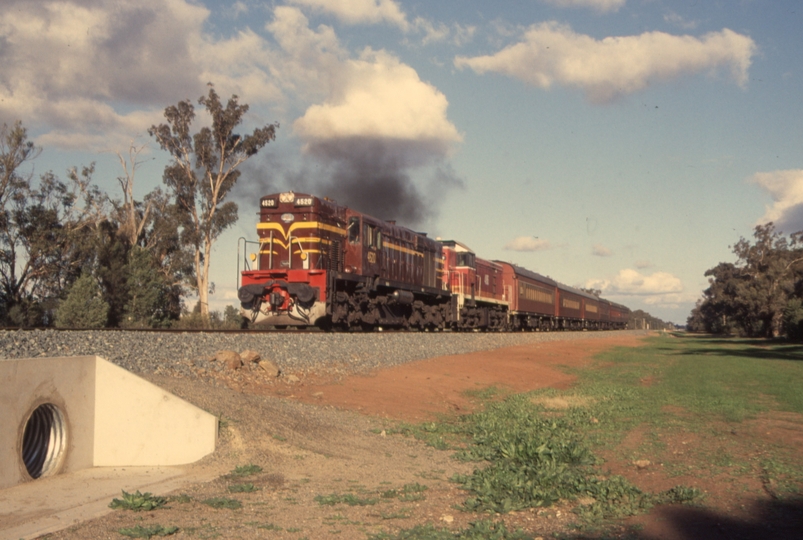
2 0 802 324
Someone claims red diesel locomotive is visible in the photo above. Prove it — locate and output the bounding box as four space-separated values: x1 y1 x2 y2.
238 192 630 331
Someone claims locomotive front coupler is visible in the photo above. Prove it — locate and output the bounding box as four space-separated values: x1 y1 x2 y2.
269 291 284 311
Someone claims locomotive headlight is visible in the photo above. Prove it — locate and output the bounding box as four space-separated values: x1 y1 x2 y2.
279 192 294 203
299 252 308 261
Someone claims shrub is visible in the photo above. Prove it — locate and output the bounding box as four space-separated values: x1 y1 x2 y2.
55 273 109 328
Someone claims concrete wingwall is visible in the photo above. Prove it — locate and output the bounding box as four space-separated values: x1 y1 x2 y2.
1 356 217 490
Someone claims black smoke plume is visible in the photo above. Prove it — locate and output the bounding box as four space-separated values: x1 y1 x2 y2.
303 136 462 228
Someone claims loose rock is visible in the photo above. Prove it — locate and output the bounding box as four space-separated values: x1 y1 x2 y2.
240 349 261 364
258 360 281 377
215 350 242 370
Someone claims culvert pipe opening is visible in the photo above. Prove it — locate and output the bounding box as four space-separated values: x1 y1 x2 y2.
22 403 67 479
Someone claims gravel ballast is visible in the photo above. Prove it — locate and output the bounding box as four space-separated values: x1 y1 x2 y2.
0 329 647 379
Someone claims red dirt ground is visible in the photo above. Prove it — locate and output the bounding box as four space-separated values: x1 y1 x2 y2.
277 335 643 421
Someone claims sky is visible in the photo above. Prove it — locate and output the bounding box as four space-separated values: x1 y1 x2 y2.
2 0 802 324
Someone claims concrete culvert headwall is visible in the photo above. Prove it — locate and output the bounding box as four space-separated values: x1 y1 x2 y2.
0 355 217 490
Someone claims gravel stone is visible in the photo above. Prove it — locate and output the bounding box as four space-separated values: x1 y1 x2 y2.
0 329 647 379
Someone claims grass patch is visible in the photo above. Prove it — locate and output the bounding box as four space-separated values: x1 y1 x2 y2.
109 490 168 512
229 464 263 477
118 524 178 538
228 482 259 493
449 393 701 517
315 493 380 506
379 508 413 520
382 483 429 501
369 519 531 539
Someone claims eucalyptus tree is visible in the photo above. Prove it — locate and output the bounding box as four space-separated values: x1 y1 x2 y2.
693 223 803 337
0 122 110 324
731 223 803 337
149 85 278 320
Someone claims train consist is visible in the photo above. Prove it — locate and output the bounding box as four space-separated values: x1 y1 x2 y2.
238 192 630 331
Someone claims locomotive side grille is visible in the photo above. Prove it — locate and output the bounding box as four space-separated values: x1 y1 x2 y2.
329 239 343 272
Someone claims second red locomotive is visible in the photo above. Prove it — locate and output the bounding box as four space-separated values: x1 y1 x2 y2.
238 192 629 331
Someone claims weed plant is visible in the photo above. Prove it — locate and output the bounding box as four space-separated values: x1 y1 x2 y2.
228 482 259 493
109 490 168 512
369 519 531 539
229 464 263 477
117 524 178 538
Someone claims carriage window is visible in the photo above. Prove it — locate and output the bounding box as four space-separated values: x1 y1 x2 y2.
348 217 360 244
376 231 383 249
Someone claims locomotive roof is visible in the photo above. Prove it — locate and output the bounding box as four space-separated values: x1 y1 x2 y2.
262 192 439 247
440 240 474 253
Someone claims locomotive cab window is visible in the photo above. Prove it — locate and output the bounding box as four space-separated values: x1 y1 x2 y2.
348 217 360 244
364 223 379 248
456 252 475 268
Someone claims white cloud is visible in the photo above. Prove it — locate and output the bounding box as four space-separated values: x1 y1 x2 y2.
0 0 292 150
664 11 698 30
413 18 476 46
539 0 626 13
503 236 552 252
592 244 613 257
586 268 683 296
634 259 653 269
454 22 755 103
293 48 462 147
750 170 803 233
288 0 409 30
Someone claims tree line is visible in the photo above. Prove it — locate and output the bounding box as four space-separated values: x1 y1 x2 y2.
687 223 803 339
0 85 277 329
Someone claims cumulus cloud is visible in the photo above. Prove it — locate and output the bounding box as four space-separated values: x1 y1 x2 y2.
539 0 626 13
503 236 552 252
295 49 461 145
586 268 683 296
0 0 293 150
750 170 803 233
288 0 409 30
592 244 613 257
454 22 755 103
